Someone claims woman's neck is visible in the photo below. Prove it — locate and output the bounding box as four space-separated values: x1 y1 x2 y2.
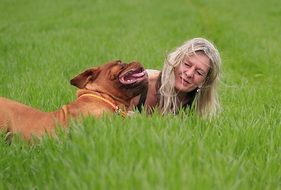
176 91 188 102
175 89 197 106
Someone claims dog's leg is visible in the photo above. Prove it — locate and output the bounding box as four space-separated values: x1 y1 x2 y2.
0 111 13 144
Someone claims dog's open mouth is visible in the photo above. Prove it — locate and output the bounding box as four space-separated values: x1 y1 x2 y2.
119 67 147 85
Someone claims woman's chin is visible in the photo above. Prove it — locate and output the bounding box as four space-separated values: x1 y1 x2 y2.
175 85 193 93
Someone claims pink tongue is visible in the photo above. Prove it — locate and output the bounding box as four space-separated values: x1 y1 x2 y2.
132 71 145 77
124 71 145 81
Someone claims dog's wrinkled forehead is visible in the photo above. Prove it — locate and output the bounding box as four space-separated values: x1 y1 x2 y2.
100 60 126 76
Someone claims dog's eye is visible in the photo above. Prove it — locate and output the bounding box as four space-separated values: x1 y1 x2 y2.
110 74 117 80
119 64 125 69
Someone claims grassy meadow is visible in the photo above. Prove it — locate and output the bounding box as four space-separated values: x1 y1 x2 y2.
0 0 281 189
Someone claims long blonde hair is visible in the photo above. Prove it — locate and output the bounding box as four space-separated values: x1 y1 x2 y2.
159 37 221 118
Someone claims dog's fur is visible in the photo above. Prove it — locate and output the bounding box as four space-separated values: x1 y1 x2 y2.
0 60 148 141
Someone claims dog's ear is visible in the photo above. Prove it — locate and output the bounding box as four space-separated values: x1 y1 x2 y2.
70 67 101 89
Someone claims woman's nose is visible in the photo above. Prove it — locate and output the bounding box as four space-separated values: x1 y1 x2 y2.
184 68 195 78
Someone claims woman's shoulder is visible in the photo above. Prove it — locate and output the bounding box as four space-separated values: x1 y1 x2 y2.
146 69 160 80
128 69 160 112
146 69 160 75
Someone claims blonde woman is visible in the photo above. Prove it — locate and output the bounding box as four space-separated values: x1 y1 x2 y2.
130 37 222 118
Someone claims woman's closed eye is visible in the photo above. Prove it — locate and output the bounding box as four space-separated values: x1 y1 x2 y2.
196 70 205 76
184 62 192 67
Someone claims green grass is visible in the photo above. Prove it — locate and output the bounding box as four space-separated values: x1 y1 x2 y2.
0 0 281 189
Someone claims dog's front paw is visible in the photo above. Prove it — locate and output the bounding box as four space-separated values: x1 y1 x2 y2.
126 111 136 117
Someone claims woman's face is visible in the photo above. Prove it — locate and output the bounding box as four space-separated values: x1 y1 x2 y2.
174 52 210 93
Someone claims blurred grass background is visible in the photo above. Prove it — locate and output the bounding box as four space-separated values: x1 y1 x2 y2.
0 0 280 189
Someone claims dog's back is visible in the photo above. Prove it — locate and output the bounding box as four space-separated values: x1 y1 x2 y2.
0 97 58 139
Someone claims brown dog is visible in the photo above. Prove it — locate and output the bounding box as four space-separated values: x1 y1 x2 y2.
0 60 148 141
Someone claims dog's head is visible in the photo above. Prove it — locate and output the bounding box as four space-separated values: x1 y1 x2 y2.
70 60 148 102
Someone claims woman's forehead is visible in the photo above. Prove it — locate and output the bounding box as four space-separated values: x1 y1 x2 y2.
184 52 211 68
